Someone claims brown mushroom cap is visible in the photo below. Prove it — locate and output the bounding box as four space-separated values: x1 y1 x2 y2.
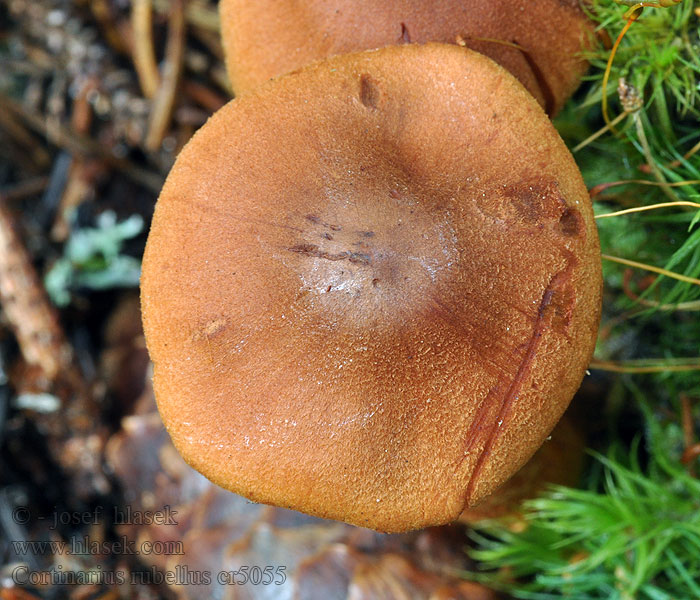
458 413 586 522
220 0 593 115
141 43 601 533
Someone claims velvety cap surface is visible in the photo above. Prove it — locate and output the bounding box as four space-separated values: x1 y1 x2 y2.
141 43 601 532
458 413 585 522
221 0 593 114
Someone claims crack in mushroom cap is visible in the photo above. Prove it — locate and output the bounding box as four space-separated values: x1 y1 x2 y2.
141 43 602 533
220 0 594 115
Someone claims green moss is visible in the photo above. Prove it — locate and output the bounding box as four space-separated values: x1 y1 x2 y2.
470 428 700 599
468 1 700 594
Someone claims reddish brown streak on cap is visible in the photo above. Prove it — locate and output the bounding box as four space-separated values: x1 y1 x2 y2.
141 44 601 533
220 0 594 115
459 414 585 522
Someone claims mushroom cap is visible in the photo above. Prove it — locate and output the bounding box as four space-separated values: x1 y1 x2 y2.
141 43 601 533
220 0 593 115
458 413 586 522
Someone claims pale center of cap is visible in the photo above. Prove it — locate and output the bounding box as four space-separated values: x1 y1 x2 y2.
283 186 459 326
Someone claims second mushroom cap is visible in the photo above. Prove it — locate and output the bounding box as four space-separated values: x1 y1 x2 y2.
220 0 593 115
141 43 602 532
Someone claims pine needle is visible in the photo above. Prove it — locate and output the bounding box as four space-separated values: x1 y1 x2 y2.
601 15 637 132
590 358 700 373
595 200 700 219
601 254 700 286
573 110 630 153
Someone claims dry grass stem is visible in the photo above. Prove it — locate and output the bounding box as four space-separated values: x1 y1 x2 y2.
145 0 186 152
131 0 160 99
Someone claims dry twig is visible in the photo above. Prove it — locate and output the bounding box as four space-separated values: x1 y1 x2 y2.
0 196 107 496
0 92 163 192
0 201 71 382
